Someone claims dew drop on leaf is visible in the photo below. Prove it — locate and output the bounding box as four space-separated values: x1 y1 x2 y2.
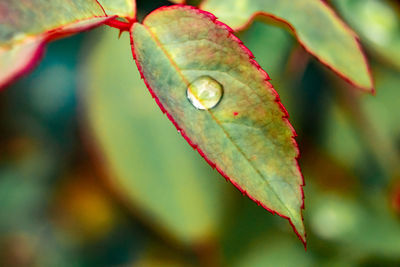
186 76 223 110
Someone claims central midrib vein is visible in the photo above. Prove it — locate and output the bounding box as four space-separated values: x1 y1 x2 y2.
139 22 297 220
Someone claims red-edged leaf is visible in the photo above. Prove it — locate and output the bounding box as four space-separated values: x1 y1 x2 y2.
98 0 136 19
130 5 306 244
201 0 374 92
333 0 400 71
0 0 136 89
0 36 45 89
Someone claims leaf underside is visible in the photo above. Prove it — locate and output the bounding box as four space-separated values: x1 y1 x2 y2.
0 0 135 89
201 0 374 92
131 5 305 244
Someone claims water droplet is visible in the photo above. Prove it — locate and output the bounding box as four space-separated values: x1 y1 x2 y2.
187 76 223 110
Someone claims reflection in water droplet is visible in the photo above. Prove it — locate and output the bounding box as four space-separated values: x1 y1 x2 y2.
187 76 223 110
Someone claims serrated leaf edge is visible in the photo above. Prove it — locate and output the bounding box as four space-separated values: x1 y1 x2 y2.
200 0 375 93
130 4 306 246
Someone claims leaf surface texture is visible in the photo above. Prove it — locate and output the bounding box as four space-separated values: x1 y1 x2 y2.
131 6 305 243
201 0 374 91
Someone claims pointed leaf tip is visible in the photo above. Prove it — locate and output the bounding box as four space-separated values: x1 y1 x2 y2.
130 5 306 243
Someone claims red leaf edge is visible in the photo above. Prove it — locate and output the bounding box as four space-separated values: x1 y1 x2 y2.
95 0 137 20
200 0 375 94
2 0 140 89
0 38 45 90
130 4 306 247
0 16 115 90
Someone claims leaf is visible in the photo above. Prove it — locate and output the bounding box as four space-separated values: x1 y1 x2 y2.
0 0 135 89
332 0 400 71
238 21 293 80
0 1 105 46
81 28 228 244
130 6 306 244
201 0 374 92
0 36 45 89
98 0 136 19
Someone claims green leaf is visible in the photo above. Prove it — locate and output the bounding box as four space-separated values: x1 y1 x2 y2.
201 0 374 92
81 28 228 245
332 0 400 71
0 0 106 46
131 6 305 243
98 0 136 19
238 21 293 80
0 0 135 89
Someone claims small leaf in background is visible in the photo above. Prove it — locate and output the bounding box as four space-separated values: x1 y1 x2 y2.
332 0 400 71
0 0 136 90
131 6 305 243
201 0 374 91
82 28 228 245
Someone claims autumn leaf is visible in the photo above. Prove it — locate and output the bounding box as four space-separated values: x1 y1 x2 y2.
201 0 374 92
131 5 306 244
0 0 135 89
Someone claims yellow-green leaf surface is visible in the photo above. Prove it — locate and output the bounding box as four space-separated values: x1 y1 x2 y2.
333 0 400 71
131 6 305 243
201 0 374 92
98 0 136 19
0 0 106 46
82 29 228 245
0 0 135 89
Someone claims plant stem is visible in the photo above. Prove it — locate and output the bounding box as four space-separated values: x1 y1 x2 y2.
104 19 134 32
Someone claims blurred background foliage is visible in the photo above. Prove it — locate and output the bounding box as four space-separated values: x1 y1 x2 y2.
1 0 400 266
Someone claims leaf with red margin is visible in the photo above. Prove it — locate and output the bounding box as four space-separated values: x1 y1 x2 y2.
201 0 374 92
130 5 306 245
332 0 400 71
0 17 113 89
0 36 45 89
0 0 136 89
98 0 136 19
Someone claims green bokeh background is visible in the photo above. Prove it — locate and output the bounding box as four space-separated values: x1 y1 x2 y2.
1 0 400 266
